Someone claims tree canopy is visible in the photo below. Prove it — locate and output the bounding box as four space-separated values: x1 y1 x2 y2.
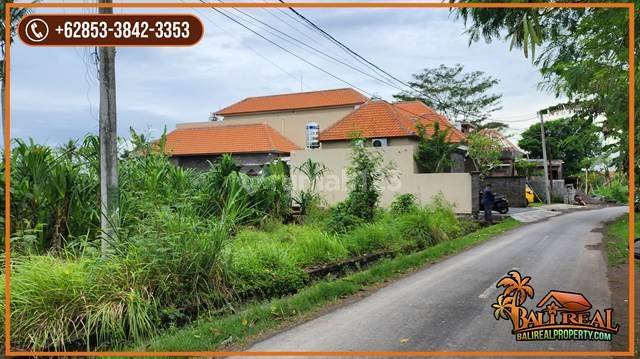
451 2 637 173
518 117 603 176
466 132 502 179
414 122 459 173
393 64 502 126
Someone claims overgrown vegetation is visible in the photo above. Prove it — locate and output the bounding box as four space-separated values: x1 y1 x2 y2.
604 215 636 265
327 137 395 233
2 133 498 351
593 175 629 204
466 132 502 179
414 123 459 173
140 218 521 352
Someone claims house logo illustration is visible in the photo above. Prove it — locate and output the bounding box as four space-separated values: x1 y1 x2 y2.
492 271 619 341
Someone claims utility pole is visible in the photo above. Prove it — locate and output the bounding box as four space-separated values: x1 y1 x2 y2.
538 112 551 204
98 0 119 255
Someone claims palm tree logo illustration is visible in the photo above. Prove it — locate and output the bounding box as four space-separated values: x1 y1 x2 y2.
492 270 535 330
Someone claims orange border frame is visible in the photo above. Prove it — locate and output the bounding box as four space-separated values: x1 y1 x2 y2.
3 2 635 357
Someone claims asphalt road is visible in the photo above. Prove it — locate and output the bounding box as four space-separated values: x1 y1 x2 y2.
241 206 628 357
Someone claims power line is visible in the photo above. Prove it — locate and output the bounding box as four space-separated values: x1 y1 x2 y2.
214 0 407 92
199 0 373 96
186 4 308 89
276 0 485 121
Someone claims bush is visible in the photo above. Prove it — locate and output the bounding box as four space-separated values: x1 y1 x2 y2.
397 198 462 249
390 194 418 214
121 209 232 315
594 177 628 203
8 256 158 351
325 202 364 234
229 241 307 299
235 225 349 268
343 220 405 255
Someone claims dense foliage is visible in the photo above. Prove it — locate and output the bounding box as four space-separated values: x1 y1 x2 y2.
518 117 603 176
451 2 637 174
1 134 476 351
393 64 502 126
466 132 502 179
414 123 459 173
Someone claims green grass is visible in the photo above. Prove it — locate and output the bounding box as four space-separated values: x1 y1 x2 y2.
136 218 521 353
604 214 637 265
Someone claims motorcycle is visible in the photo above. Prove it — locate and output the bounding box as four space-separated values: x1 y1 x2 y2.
479 194 510 214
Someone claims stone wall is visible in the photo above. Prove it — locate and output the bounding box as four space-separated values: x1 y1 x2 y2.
482 176 527 207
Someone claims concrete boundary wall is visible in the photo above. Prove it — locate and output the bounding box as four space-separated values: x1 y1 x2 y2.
290 145 473 214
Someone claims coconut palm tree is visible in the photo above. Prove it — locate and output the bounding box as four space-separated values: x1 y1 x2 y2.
295 158 327 192
0 0 39 139
492 294 514 320
497 270 534 305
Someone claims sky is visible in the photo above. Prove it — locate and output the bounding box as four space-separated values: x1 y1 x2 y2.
10 2 563 146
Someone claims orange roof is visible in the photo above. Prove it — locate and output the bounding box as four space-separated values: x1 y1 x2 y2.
319 100 466 143
215 88 368 116
164 123 300 156
394 101 467 142
477 128 524 154
537 290 593 312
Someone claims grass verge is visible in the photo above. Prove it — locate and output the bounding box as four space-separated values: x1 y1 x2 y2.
604 214 637 265
136 218 521 353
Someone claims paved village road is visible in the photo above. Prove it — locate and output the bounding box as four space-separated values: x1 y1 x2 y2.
241 206 628 358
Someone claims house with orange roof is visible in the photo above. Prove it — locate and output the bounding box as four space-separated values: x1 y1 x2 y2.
319 99 466 149
164 123 300 175
164 88 468 174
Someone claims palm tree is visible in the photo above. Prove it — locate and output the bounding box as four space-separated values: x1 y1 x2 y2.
492 294 514 320
295 158 327 192
497 270 534 306
0 0 39 139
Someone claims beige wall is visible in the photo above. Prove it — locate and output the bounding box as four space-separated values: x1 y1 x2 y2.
195 106 358 148
321 136 418 150
291 145 473 214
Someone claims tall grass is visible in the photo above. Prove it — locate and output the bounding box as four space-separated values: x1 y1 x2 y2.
3 134 472 351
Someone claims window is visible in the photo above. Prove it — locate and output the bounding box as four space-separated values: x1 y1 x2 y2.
306 122 320 149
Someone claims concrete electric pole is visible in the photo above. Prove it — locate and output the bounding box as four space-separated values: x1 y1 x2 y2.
538 112 552 204
98 0 119 255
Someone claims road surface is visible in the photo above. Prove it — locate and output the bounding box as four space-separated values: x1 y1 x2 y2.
242 206 628 357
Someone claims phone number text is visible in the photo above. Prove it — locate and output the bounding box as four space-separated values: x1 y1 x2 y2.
56 21 191 39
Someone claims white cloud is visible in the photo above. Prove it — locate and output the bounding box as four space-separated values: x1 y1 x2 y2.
10 5 562 145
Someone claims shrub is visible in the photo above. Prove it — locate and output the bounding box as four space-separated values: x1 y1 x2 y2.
390 194 418 214
594 177 628 203
235 225 348 267
229 241 307 299
342 138 395 222
121 208 232 314
397 197 462 249
288 231 348 267
8 256 159 351
343 220 405 255
325 202 364 234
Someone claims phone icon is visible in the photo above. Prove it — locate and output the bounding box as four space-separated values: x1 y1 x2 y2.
24 18 49 43
30 23 44 39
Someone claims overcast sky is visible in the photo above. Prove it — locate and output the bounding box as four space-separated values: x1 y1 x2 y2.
10 2 563 146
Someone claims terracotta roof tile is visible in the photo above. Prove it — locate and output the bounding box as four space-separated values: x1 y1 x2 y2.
164 123 300 156
215 88 368 116
477 128 524 154
319 100 466 143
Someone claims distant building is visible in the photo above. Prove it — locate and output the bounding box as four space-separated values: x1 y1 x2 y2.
163 88 469 174
164 123 299 175
477 128 525 177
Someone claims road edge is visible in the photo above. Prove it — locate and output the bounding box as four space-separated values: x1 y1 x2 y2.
134 219 522 354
